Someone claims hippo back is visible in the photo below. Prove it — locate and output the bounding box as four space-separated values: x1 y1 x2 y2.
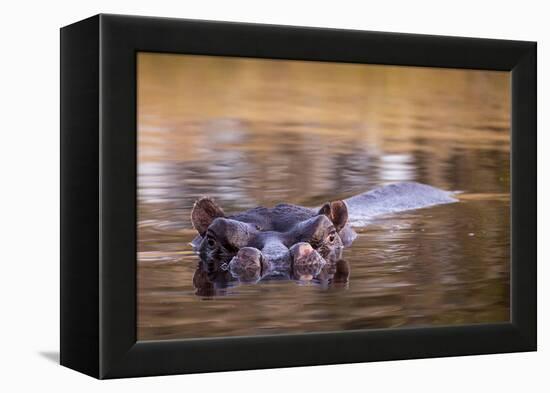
344 182 458 226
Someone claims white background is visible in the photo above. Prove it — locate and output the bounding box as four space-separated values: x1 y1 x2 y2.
0 0 546 391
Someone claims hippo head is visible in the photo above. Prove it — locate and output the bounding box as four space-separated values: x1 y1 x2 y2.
190 198 354 283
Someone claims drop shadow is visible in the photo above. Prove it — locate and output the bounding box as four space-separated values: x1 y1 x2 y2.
39 351 59 364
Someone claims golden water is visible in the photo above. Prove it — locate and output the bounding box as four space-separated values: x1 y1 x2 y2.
137 53 510 340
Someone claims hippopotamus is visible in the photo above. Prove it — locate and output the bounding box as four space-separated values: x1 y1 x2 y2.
190 182 457 286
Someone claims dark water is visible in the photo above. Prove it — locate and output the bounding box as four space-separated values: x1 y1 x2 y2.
137 53 510 340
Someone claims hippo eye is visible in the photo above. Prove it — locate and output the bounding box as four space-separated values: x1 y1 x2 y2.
206 237 216 247
327 233 336 243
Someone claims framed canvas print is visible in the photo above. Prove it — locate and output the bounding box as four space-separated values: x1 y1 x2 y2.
60 14 536 379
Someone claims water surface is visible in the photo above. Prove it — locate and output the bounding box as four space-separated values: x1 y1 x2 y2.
137 54 510 340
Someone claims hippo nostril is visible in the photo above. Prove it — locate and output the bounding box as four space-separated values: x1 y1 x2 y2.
289 242 314 259
228 247 263 282
295 243 313 256
289 241 326 279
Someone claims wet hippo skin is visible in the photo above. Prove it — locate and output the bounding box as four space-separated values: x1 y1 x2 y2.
190 182 457 287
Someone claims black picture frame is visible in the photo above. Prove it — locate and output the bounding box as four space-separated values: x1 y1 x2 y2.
60 14 537 379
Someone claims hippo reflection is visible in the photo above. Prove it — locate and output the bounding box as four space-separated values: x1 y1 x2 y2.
192 255 351 296
190 182 457 293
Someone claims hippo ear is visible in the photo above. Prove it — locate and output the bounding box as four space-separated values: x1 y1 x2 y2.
318 200 348 232
191 197 225 236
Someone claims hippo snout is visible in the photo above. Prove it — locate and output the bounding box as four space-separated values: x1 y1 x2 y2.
289 242 326 280
229 247 264 282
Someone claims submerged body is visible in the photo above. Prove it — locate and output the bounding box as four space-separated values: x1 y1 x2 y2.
190 182 457 285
